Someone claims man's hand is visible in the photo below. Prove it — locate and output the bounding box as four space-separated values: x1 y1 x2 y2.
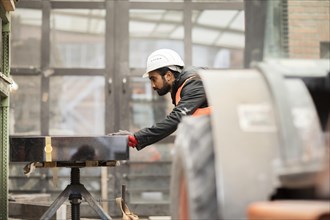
108 130 138 148
128 135 138 148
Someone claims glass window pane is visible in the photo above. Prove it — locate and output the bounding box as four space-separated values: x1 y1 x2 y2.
10 76 41 135
49 76 105 135
128 77 170 131
197 10 238 28
128 76 173 157
130 9 184 68
127 158 171 204
216 32 245 48
230 10 245 31
50 9 105 68
11 9 42 68
192 10 245 68
128 76 173 204
193 27 221 45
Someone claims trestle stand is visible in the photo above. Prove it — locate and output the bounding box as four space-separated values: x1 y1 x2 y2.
40 167 111 220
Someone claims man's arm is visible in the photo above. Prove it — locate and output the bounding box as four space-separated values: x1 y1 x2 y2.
134 79 208 150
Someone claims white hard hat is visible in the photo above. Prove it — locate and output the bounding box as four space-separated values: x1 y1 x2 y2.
143 49 184 78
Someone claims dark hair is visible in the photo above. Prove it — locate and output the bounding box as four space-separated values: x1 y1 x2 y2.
156 67 181 78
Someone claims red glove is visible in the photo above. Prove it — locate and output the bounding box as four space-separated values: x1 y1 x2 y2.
128 135 138 148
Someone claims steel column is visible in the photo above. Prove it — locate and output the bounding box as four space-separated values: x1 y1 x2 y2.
105 0 116 134
0 18 10 220
40 0 51 135
105 0 129 133
105 0 129 215
184 0 192 66
244 0 268 68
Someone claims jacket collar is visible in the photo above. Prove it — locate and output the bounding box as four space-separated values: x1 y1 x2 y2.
170 67 202 105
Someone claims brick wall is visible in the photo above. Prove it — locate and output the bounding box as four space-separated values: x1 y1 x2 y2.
288 0 330 59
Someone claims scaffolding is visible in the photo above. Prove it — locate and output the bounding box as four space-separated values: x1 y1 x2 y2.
0 0 16 219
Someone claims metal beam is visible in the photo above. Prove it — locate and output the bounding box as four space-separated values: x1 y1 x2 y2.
130 2 184 10
16 0 42 9
40 0 50 135
52 68 105 76
50 1 105 9
105 0 115 134
51 10 105 20
184 0 192 66
105 0 129 133
115 0 129 131
192 2 244 10
10 67 41 75
35 0 247 11
16 0 105 9
129 1 244 10
0 18 11 220
244 0 267 68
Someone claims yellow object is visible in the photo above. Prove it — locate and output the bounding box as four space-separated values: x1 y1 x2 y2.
116 197 139 220
44 136 53 162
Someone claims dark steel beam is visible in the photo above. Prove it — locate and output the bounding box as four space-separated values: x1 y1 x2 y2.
129 1 243 10
184 0 192 66
10 68 41 75
16 0 105 9
129 2 184 10
244 0 267 68
52 68 105 76
40 0 51 135
16 1 42 9
105 0 115 134
192 2 244 10
50 1 105 9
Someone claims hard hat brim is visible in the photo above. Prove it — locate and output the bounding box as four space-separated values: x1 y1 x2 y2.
143 65 182 78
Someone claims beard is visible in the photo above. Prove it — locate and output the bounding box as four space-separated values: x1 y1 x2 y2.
156 76 171 96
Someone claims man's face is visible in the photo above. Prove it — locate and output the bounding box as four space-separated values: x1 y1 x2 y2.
148 71 171 96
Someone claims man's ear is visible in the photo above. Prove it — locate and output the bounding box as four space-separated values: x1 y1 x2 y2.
165 71 173 81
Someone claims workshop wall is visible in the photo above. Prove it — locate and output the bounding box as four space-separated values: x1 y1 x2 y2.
288 0 330 59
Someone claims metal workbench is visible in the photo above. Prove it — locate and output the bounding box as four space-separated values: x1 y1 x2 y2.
10 135 129 220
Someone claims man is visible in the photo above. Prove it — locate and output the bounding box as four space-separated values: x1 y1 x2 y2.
128 48 211 150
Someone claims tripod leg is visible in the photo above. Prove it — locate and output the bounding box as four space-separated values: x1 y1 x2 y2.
78 185 112 220
40 186 72 220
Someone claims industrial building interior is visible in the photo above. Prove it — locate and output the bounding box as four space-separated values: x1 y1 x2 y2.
0 0 329 220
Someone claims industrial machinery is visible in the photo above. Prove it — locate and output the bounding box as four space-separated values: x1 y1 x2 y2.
9 135 129 220
170 59 330 219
